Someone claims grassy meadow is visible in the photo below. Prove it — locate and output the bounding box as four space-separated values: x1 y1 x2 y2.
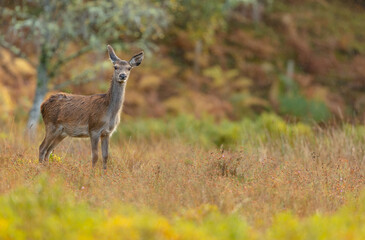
1 116 365 239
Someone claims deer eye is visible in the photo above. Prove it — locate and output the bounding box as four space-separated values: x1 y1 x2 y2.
127 67 132 71
114 66 118 70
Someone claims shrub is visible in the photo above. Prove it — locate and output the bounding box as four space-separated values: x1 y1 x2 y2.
113 114 315 148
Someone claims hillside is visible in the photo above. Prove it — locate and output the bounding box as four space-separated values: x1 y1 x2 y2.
1 1 365 123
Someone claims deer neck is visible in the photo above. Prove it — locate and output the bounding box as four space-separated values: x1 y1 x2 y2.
106 76 126 120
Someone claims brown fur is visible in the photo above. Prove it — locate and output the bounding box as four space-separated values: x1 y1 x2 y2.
41 93 108 135
39 45 144 169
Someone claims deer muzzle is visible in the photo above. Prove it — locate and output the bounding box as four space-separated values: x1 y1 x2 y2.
119 73 127 80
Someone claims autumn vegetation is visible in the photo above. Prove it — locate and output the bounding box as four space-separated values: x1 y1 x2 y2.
1 119 365 239
1 0 365 239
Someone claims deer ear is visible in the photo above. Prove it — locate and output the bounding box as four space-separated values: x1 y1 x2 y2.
107 45 119 63
129 51 144 67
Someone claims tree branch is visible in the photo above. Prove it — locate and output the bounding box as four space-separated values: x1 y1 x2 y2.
0 36 36 67
49 45 93 77
52 69 98 90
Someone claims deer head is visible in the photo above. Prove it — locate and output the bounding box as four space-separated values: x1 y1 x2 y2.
107 45 144 83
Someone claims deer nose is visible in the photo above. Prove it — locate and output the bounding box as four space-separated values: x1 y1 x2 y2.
119 73 127 80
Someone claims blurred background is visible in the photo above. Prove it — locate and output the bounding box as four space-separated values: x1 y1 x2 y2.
1 0 365 144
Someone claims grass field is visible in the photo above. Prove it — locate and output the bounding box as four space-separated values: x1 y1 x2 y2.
1 116 365 239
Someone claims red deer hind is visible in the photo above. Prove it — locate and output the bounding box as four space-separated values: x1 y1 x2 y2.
39 45 144 169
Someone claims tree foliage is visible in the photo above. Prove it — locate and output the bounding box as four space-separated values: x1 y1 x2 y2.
166 0 256 43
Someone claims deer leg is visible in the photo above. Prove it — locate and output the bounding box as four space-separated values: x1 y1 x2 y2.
39 137 48 163
90 134 100 167
39 126 59 163
44 135 66 162
101 135 109 170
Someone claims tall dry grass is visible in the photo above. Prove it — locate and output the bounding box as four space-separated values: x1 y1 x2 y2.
0 121 364 228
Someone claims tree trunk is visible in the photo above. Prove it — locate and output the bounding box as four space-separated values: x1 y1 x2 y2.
252 2 262 23
286 59 295 80
194 39 202 74
26 48 49 137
